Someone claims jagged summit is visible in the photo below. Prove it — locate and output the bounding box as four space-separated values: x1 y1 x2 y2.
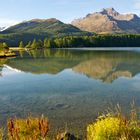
101 7 119 17
72 8 140 34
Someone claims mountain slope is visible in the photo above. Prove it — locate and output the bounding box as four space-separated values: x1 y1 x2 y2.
3 18 82 34
0 27 6 32
0 18 92 46
72 8 140 34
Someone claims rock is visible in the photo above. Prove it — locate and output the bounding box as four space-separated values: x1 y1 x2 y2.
56 132 81 140
72 8 140 34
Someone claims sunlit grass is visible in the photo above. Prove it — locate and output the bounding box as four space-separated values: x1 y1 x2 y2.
0 128 3 140
87 105 140 140
0 105 140 139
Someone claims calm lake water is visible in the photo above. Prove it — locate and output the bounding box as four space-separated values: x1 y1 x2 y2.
0 48 140 136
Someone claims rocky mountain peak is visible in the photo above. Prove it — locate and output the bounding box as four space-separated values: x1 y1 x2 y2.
100 7 120 17
72 8 140 34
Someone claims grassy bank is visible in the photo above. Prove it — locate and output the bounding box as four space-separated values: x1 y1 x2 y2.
0 106 140 140
9 47 26 51
0 51 16 58
0 43 16 58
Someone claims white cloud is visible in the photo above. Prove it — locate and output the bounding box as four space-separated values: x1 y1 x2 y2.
134 0 140 9
0 18 19 27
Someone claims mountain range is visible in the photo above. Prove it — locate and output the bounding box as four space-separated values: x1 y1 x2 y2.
72 8 140 34
2 18 84 35
0 18 91 46
1 8 140 46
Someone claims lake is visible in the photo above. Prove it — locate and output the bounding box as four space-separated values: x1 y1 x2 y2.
0 48 140 137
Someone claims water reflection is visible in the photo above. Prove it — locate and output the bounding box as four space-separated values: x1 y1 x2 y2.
1 49 140 83
73 53 140 83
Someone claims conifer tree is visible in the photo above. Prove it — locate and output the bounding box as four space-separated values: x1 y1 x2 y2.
19 41 24 48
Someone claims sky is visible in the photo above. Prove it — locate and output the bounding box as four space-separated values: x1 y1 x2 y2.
0 0 140 27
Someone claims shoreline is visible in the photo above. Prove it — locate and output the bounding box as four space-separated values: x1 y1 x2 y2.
0 53 17 58
9 47 26 51
59 47 140 51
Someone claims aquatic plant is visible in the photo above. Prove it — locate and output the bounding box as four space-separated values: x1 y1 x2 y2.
7 115 49 140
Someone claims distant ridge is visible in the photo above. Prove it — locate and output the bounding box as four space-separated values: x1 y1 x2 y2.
1 8 140 46
0 18 92 45
0 27 6 31
2 18 80 34
72 8 140 34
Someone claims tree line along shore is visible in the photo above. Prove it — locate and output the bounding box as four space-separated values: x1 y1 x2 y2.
3 34 140 49
17 34 140 49
1 34 140 57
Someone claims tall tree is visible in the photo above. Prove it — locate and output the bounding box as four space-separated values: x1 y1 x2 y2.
44 39 51 48
31 39 40 49
25 41 31 48
19 41 24 48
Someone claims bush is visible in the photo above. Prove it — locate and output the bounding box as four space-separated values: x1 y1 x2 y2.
0 128 3 140
87 112 140 140
7 115 49 140
87 114 126 140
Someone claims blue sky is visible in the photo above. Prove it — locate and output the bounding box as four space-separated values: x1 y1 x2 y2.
0 0 140 26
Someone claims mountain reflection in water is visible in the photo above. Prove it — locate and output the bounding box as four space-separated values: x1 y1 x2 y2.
1 49 140 83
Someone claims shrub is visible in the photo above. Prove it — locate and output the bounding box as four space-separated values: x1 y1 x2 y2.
7 115 49 140
87 114 127 140
0 128 3 140
87 111 140 140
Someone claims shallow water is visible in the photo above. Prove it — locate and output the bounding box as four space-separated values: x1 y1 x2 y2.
0 48 140 136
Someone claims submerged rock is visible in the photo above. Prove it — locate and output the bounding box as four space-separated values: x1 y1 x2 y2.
55 103 70 109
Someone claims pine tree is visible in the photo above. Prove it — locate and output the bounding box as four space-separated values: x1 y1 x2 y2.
3 42 9 49
25 41 31 48
44 39 51 48
19 41 24 48
31 39 40 49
